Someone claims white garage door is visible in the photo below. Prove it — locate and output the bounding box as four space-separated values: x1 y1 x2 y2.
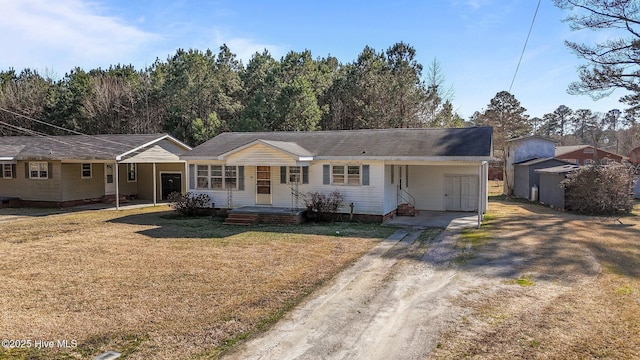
444 175 478 211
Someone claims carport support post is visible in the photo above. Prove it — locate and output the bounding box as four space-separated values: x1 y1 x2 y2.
153 162 157 206
115 160 120 210
477 163 482 229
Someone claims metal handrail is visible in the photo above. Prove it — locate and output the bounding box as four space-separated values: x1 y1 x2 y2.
397 185 415 208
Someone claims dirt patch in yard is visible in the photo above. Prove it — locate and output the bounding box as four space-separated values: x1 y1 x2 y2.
432 200 640 359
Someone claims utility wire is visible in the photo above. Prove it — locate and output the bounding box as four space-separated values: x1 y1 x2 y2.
509 0 542 93
0 119 117 156
0 106 133 148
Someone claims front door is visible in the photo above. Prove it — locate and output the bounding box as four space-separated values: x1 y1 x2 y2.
105 163 115 195
444 175 478 211
256 166 272 205
161 173 182 200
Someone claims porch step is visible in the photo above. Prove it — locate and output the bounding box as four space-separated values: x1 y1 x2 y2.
397 203 418 217
224 213 259 225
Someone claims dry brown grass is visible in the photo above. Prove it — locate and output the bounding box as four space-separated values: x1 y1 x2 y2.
0 206 393 359
432 200 640 359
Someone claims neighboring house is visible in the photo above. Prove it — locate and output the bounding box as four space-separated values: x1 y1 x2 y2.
504 135 556 195
629 146 640 166
513 157 573 200
535 164 580 210
181 127 493 223
0 134 191 208
555 145 624 165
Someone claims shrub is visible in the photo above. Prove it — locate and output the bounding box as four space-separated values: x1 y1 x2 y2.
561 163 636 215
303 190 345 219
167 192 211 216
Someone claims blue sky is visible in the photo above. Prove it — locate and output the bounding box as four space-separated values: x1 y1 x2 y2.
0 0 628 120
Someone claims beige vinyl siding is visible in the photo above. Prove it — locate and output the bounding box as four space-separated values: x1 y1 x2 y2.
121 139 186 163
61 163 104 201
119 163 186 201
226 144 298 166
0 161 63 201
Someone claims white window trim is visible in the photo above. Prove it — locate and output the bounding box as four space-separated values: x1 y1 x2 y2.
29 162 48 180
288 166 301 184
127 163 137 183
2 164 13 179
196 164 238 190
332 164 361 186
81 163 92 179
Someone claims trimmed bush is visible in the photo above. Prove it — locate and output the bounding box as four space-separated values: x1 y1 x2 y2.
303 190 345 221
167 192 211 216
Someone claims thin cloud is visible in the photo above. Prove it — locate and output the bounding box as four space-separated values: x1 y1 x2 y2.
0 0 157 73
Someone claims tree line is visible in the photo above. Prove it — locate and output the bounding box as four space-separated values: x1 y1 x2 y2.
0 42 462 146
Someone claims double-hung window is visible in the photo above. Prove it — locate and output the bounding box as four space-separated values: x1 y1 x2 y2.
3 164 13 179
195 165 240 190
211 165 223 190
197 165 210 189
81 163 92 179
224 166 237 189
29 162 48 179
326 164 369 186
289 166 301 183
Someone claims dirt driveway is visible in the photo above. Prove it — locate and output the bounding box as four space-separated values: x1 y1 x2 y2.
224 224 467 360
225 200 640 359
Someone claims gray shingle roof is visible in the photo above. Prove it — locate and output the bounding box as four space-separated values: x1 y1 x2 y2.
183 127 493 159
0 134 185 160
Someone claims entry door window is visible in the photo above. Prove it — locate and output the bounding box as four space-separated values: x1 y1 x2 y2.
256 166 271 194
106 164 114 184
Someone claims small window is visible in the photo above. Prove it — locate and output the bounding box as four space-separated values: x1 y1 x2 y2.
288 166 301 183
29 162 48 179
347 166 360 185
81 163 92 179
225 166 237 189
2 164 13 179
332 165 345 184
211 165 223 190
583 147 595 154
127 163 137 182
196 165 209 189
585 159 595 165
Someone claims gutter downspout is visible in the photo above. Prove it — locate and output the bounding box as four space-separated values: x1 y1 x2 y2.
477 163 482 229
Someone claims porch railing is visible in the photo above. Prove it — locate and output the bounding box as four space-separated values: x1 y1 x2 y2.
397 185 415 209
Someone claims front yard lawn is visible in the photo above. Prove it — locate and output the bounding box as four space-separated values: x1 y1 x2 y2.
0 206 394 359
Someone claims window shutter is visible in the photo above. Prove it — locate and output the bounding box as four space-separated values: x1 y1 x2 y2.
302 166 309 184
323 164 330 185
238 166 245 191
12 164 16 178
362 165 370 186
188 164 195 189
48 163 53 179
25 163 29 178
280 166 287 184
390 165 394 184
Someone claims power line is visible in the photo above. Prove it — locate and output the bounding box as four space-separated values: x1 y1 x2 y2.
0 106 133 148
509 0 542 93
0 119 118 156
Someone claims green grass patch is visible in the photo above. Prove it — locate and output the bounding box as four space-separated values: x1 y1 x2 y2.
616 285 633 295
504 274 535 287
